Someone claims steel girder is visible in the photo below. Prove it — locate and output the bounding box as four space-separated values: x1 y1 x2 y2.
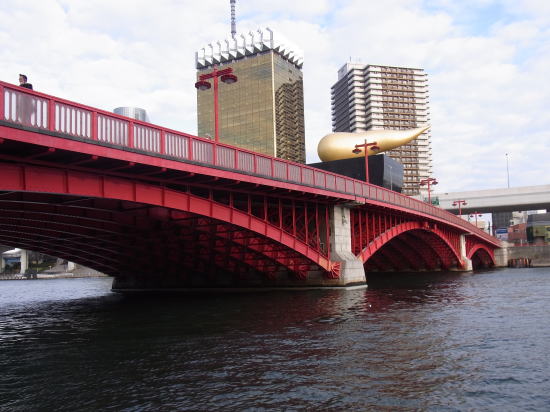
0 161 499 283
470 248 494 269
0 193 322 283
465 236 496 267
0 163 335 283
351 207 464 271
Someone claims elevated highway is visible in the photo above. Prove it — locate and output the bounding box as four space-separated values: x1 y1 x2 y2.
436 186 550 215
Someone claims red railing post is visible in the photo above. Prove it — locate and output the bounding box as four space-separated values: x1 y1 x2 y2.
213 141 217 166
92 112 98 140
189 136 194 160
234 148 239 170
160 130 166 154
0 85 5 121
128 121 134 148
304 201 309 245
48 99 56 132
286 162 290 181
326 206 331 262
314 203 320 251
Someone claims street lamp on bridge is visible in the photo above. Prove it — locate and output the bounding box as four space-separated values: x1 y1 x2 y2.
469 212 483 228
195 65 238 143
352 140 380 183
420 177 438 204
452 199 467 217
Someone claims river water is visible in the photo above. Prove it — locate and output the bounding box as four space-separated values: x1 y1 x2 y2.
1 268 549 411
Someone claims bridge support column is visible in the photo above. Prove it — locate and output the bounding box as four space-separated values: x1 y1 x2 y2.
329 205 366 285
493 247 508 267
0 256 5 273
458 234 472 271
19 249 29 274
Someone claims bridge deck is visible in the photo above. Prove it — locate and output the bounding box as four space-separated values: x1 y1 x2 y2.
0 80 498 247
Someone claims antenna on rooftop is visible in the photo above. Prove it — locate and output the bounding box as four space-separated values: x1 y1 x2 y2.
230 0 237 39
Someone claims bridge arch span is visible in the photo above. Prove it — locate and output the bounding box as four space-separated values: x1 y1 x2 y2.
359 222 463 271
467 243 496 269
0 163 332 285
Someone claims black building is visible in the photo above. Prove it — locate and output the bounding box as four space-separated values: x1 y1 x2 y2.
309 154 403 192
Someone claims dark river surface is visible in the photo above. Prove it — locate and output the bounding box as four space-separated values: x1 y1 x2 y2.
1 268 549 411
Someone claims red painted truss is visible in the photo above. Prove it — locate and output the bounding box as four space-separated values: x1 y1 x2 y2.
350 207 465 271
0 163 334 284
465 235 496 268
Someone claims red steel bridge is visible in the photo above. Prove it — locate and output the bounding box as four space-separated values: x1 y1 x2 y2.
0 80 500 290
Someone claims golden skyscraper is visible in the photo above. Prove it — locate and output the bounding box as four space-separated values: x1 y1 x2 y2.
196 29 305 164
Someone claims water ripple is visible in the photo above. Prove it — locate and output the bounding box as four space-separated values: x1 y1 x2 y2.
1 269 550 410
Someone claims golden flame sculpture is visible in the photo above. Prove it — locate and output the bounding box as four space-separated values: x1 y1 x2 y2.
317 126 430 162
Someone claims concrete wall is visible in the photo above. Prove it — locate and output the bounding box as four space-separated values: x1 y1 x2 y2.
504 244 550 266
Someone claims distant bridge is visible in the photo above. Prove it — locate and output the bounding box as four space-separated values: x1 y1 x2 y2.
0 80 500 290
436 186 550 215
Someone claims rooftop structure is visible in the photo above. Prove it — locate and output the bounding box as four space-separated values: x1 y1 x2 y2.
195 28 303 70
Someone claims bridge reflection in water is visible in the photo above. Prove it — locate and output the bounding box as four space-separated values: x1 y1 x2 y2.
0 80 499 291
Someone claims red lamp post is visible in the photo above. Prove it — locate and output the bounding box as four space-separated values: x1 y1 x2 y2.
352 140 380 183
420 177 438 204
453 199 467 217
195 65 238 143
470 212 483 227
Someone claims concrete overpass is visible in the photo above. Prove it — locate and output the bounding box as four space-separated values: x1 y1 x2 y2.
435 185 550 215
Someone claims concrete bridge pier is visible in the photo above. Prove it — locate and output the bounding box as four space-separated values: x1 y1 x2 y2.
459 234 473 271
19 249 29 274
329 205 366 286
493 247 508 267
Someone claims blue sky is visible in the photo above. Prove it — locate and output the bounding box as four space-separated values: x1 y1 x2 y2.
1 0 549 193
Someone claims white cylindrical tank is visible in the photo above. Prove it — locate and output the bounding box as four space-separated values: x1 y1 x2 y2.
113 107 150 122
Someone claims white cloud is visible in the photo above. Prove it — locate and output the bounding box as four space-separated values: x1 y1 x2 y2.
0 0 548 193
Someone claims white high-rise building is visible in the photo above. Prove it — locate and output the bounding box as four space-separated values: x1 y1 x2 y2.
331 63 432 196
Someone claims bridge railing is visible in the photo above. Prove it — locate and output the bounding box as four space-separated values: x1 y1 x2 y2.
0 81 498 245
